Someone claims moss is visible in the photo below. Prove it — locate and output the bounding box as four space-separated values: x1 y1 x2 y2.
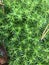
0 0 49 65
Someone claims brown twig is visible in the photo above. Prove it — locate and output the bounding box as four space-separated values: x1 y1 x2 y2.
0 40 8 65
0 0 8 65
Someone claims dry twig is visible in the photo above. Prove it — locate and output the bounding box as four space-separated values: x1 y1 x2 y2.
41 24 49 40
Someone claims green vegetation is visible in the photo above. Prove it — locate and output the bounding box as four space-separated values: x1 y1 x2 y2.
0 0 49 65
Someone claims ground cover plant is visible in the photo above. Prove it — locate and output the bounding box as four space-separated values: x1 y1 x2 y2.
0 0 49 65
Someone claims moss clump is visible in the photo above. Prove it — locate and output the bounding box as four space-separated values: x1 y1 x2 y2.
0 0 49 65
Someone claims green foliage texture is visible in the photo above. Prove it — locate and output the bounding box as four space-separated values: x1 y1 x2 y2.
0 0 49 65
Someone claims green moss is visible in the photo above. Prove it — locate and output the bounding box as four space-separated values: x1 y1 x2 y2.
0 0 49 65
